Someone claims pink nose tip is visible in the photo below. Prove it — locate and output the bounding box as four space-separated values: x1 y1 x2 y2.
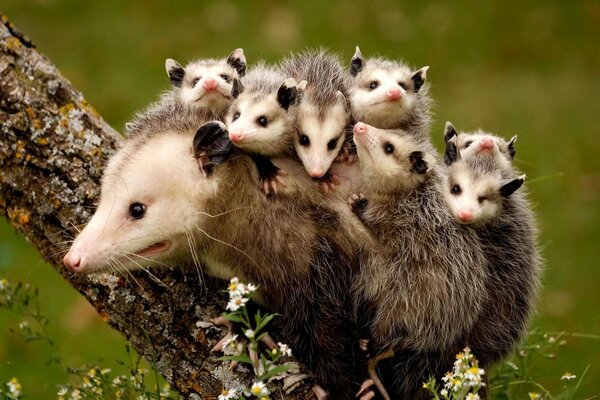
63 252 81 271
309 169 324 178
354 122 368 135
387 87 401 101
480 137 494 150
203 78 218 90
229 130 244 143
459 210 474 222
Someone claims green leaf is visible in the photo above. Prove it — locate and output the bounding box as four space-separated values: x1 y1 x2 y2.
217 354 253 365
259 365 291 381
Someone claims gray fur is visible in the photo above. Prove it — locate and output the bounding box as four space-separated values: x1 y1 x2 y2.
349 53 432 139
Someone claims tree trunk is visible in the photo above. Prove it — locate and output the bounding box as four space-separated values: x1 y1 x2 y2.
0 14 313 399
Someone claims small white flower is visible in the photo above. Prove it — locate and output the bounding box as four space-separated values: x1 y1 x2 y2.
70 389 82 400
7 377 22 396
228 277 242 295
277 342 292 357
18 321 29 330
226 294 249 311
561 372 576 381
218 388 238 400
528 393 542 400
241 283 257 295
0 278 8 290
57 387 68 396
465 394 480 400
100 368 111 375
245 329 255 339
250 381 269 397
440 389 448 396
222 334 239 350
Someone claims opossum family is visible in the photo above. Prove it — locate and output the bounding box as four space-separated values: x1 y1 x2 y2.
63 47 540 400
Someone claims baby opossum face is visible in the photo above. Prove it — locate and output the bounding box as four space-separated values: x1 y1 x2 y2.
293 92 348 178
443 122 517 169
63 133 219 273
444 137 525 225
353 122 434 193
349 47 428 129
166 48 246 113
226 78 300 157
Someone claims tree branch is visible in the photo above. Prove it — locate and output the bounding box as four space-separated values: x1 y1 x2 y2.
0 14 313 399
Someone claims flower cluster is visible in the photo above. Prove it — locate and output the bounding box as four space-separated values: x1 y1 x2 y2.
215 278 293 400
423 347 485 400
0 377 23 399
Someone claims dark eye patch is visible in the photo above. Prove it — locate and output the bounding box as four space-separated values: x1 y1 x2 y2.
327 138 338 151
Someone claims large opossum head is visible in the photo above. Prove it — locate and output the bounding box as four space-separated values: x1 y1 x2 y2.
443 122 517 169
349 46 428 129
226 76 303 157
353 121 435 193
293 89 350 179
444 136 525 225
62 124 234 273
165 48 246 114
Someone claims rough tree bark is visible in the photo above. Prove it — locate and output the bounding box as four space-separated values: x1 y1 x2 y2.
0 14 314 399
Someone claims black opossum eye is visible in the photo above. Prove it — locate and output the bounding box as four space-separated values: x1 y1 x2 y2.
464 140 473 148
451 185 462 195
299 134 310 146
257 116 268 127
369 81 379 90
384 143 394 154
129 203 146 219
398 82 408 90
219 74 231 82
192 77 201 86
232 111 241 121
327 138 338 151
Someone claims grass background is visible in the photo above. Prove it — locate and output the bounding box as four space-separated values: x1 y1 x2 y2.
0 0 598 397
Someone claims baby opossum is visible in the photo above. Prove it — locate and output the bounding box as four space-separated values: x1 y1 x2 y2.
226 63 304 194
444 121 517 172
350 122 487 399
280 49 353 181
164 48 246 118
349 47 431 138
63 102 370 399
444 131 540 367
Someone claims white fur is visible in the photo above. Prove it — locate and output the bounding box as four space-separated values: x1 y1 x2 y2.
64 133 220 273
293 99 347 178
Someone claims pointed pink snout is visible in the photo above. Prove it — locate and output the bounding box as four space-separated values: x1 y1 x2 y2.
354 122 369 136
63 251 82 271
203 78 218 91
458 210 474 223
229 129 244 143
387 87 401 101
479 137 494 151
309 168 324 178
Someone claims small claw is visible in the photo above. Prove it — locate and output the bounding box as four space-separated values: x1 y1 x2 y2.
360 391 376 400
275 174 287 186
211 333 233 352
347 153 358 165
359 338 370 352
211 316 233 329
260 333 278 350
263 180 270 195
279 168 289 176
356 379 375 397
271 181 278 194
312 385 329 400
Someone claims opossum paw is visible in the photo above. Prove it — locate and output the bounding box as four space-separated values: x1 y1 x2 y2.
356 379 375 399
312 384 329 400
359 338 370 353
261 169 288 196
335 143 357 165
315 171 340 193
348 193 368 214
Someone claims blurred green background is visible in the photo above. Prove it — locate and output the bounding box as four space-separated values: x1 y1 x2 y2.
0 0 598 397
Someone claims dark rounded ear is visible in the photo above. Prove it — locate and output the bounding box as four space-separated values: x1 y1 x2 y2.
277 78 300 111
350 46 365 77
411 66 429 92
165 58 185 88
227 48 246 77
444 121 458 144
444 136 461 166
507 135 517 159
409 151 430 175
232 78 244 98
500 174 525 197
193 121 234 176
